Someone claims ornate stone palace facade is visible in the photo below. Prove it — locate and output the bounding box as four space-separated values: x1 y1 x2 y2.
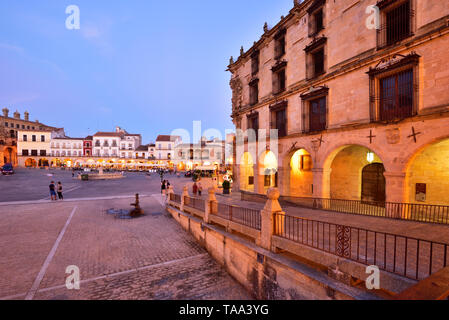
229 0 449 205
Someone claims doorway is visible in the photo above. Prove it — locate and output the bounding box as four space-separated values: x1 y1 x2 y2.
361 163 386 203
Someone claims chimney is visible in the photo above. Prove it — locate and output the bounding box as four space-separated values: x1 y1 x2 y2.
2 108 9 117
24 111 29 121
14 110 20 119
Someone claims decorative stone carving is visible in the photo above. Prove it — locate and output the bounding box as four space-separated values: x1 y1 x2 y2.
240 46 244 56
230 77 243 112
264 22 269 33
385 128 400 144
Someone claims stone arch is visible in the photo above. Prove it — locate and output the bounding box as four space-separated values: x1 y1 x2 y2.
25 158 37 168
282 148 314 198
404 136 449 205
258 150 278 192
323 144 384 201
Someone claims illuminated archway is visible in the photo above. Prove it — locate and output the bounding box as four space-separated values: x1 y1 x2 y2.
328 145 383 201
240 152 254 192
25 158 37 168
258 151 278 191
405 138 449 205
286 149 313 197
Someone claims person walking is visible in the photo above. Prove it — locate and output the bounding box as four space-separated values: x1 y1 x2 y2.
49 181 57 201
161 180 166 195
198 182 203 197
57 182 63 200
192 182 198 196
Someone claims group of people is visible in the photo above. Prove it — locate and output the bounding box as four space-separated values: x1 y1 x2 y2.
49 181 64 201
160 180 171 195
192 182 203 196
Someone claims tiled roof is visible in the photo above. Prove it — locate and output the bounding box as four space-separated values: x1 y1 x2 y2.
156 135 180 142
93 132 124 137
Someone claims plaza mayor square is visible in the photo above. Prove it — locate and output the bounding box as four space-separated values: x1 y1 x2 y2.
1 0 449 312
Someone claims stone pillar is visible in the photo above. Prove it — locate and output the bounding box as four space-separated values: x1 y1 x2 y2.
204 187 217 224
276 166 289 196
384 171 407 218
232 163 240 193
255 164 265 194
259 188 285 251
312 168 332 199
180 185 189 211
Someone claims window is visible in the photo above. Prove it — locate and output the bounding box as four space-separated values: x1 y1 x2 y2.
270 101 288 138
23 135 27 142
251 50 260 75
379 69 414 121
22 125 25 129
31 150 38 156
41 135 45 142
272 67 286 95
16 124 19 129
249 79 259 105
40 150 46 156
313 49 325 76
309 97 327 132
4 122 8 127
377 0 414 48
22 150 29 156
32 135 36 142
246 113 259 140
274 29 286 60
368 52 419 122
27 126 30 129
301 86 329 133
308 0 325 36
304 37 327 79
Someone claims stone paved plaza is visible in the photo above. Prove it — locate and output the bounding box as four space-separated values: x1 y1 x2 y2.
0 195 252 300
0 168 191 202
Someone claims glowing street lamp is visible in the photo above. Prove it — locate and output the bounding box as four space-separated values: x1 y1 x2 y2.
367 152 375 163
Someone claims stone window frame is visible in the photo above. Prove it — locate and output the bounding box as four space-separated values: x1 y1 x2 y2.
376 0 416 49
307 0 326 37
304 36 327 80
367 52 420 122
300 86 330 133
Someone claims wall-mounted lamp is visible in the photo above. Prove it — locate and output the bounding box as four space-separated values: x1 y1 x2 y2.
367 152 374 163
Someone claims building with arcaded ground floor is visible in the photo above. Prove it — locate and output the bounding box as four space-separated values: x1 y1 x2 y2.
229 0 449 206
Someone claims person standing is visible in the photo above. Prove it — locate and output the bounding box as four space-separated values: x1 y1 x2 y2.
161 180 166 195
57 182 63 200
49 181 57 201
198 182 203 197
192 182 198 196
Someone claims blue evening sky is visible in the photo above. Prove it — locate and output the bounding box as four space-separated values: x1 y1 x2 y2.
0 0 293 143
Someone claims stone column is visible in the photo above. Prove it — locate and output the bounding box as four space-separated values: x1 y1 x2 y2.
232 163 240 193
312 168 332 199
384 171 407 218
180 185 189 211
276 166 289 197
167 186 174 202
259 188 285 251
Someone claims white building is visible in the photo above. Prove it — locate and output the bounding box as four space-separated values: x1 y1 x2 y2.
51 137 84 157
93 132 122 158
155 135 181 160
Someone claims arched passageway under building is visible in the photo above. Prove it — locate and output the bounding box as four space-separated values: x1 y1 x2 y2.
284 148 313 197
405 138 449 206
328 145 384 201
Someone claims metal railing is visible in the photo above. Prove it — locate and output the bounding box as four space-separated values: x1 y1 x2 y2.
274 213 449 281
280 196 449 225
185 197 205 211
170 193 182 203
216 203 261 231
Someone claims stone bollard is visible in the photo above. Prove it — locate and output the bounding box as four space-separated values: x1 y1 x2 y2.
204 187 217 224
258 188 285 252
180 185 189 212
